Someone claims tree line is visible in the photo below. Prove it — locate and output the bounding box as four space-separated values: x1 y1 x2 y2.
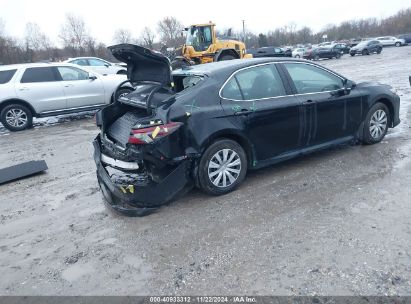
1 7 410 65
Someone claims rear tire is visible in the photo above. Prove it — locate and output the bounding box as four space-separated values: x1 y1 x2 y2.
0 104 33 132
335 53 341 59
295 54 300 58
377 48 382 54
350 53 355 56
314 54 320 61
362 102 389 144
395 42 401 47
198 139 247 195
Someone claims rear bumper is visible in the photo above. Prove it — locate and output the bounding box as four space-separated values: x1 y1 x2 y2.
93 135 191 216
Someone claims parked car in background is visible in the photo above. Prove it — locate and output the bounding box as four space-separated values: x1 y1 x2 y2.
303 47 342 60
253 47 292 58
93 44 400 215
65 57 127 75
350 40 383 56
398 34 411 44
318 41 333 47
292 48 306 58
0 63 133 131
349 39 362 47
331 43 350 54
376 36 407 47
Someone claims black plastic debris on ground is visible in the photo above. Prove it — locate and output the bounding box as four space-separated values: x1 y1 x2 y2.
0 160 48 185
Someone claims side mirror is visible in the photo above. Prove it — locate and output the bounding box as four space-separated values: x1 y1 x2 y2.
104 64 110 68
89 74 97 80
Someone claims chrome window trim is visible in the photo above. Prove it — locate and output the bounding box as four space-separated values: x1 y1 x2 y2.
218 61 345 102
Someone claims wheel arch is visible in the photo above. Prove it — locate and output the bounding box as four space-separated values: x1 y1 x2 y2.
214 49 240 61
201 130 255 167
0 99 37 116
374 97 395 127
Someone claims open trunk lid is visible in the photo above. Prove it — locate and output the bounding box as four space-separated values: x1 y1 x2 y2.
108 44 171 85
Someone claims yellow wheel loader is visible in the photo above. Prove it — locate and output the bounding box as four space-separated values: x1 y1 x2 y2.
171 23 252 70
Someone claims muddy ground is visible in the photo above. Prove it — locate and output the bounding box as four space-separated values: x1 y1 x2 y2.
0 46 411 296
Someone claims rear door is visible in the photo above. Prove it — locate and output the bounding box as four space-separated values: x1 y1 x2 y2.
220 63 303 161
15 67 67 113
282 62 363 146
56 66 106 109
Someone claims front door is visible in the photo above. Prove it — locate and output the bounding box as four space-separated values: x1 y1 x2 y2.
220 63 302 162
56 66 105 109
282 62 363 146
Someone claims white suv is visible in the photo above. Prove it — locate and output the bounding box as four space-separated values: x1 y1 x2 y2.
65 57 127 75
375 36 407 47
0 63 133 131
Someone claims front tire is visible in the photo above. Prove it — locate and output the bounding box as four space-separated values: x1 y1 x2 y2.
362 102 389 144
295 54 300 58
0 104 33 131
198 139 247 195
395 42 401 47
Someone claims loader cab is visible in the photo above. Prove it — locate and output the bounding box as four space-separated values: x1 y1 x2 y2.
185 25 215 52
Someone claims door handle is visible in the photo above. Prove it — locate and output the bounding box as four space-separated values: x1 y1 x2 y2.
64 84 74 88
303 99 314 104
234 109 253 116
19 87 29 91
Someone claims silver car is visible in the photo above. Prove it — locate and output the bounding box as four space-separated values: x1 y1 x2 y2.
375 36 407 47
65 57 127 75
0 63 133 131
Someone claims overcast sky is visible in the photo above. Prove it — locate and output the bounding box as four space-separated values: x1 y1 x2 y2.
1 0 410 46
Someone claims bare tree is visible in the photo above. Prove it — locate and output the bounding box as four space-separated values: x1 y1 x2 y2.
157 17 184 47
59 13 89 56
113 28 132 44
139 26 155 48
24 22 51 51
0 18 5 37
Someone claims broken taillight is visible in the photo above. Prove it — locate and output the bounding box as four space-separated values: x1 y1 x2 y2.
128 122 183 144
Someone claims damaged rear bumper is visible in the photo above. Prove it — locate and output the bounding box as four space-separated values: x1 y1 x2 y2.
93 135 191 216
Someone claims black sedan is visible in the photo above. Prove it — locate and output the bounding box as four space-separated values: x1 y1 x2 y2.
303 47 342 60
253 47 292 58
94 44 401 216
350 40 383 56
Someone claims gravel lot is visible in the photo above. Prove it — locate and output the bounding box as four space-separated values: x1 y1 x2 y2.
0 46 411 296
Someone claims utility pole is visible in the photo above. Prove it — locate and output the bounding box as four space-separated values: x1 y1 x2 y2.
242 20 246 43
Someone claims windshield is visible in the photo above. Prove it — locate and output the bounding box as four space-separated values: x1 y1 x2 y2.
186 26 213 52
356 41 369 47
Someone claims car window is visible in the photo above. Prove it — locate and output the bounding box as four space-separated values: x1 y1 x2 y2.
88 59 108 66
223 64 286 100
284 63 344 94
57 66 89 81
20 67 58 83
72 59 89 66
221 77 243 100
0 69 17 84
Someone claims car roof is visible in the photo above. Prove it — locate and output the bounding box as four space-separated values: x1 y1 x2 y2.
173 57 306 77
0 62 94 72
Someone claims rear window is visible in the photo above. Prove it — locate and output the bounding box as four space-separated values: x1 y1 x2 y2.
173 75 203 93
0 69 17 84
21 67 58 83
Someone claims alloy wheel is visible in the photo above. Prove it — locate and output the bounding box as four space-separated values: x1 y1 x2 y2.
208 149 241 188
369 109 388 140
5 109 28 128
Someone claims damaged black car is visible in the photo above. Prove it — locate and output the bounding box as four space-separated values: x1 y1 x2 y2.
93 44 400 216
